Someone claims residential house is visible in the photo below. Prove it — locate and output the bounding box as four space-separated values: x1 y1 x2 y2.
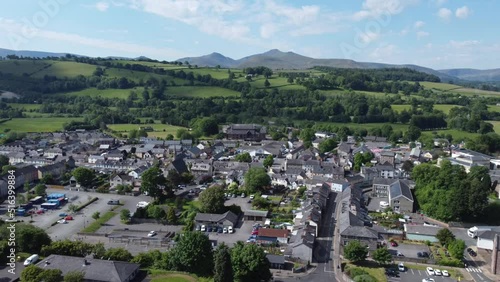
8 152 25 164
223 124 267 141
379 151 395 167
0 165 39 197
44 148 63 158
287 226 315 263
190 161 212 177
266 254 286 270
36 255 140 282
110 174 134 189
88 155 105 164
257 228 290 244
338 187 379 253
106 149 126 161
37 161 66 179
128 165 149 179
337 143 352 165
331 178 349 192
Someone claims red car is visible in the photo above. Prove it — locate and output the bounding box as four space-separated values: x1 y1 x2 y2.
251 230 259 235
65 216 74 220
390 241 398 247
36 209 44 214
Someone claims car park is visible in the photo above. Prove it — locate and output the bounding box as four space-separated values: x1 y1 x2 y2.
147 231 157 237
426 267 434 276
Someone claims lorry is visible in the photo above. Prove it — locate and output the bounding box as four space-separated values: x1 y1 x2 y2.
467 226 500 238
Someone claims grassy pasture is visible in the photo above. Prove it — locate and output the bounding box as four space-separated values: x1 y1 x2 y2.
391 104 461 114
31 61 96 78
107 123 186 138
166 86 240 98
452 87 500 97
7 103 42 110
419 81 462 91
489 120 500 134
0 117 83 132
0 60 51 76
488 105 500 112
57 87 145 99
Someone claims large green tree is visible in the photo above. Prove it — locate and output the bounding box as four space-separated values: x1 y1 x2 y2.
37 269 63 282
20 265 44 282
141 166 168 200
318 138 338 153
214 243 234 282
448 239 466 260
103 247 133 262
263 155 274 168
199 185 225 213
372 247 392 265
244 167 271 193
436 228 455 246
63 270 85 282
14 224 52 254
71 167 95 188
168 231 214 277
193 117 219 136
235 152 252 163
344 240 368 263
231 242 272 282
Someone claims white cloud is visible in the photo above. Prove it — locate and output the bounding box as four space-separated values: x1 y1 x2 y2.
95 2 110 12
414 21 425 29
264 2 320 26
449 40 480 48
455 6 471 19
352 0 415 21
0 18 186 59
359 32 380 44
438 8 452 21
369 44 398 61
417 31 430 38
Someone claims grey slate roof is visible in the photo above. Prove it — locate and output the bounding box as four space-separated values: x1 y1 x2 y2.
36 254 139 282
195 211 238 225
266 254 285 265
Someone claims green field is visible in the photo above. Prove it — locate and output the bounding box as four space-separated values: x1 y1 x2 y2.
0 117 83 132
489 120 500 133
107 123 187 138
188 68 244 80
166 86 240 98
7 103 42 110
421 129 479 141
0 60 51 76
391 104 462 114
488 105 500 112
103 67 187 84
453 87 500 97
58 87 145 99
31 61 97 78
419 81 462 91
315 121 409 132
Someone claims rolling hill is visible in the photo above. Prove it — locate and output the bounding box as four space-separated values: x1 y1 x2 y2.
0 48 70 58
178 49 458 82
438 68 500 82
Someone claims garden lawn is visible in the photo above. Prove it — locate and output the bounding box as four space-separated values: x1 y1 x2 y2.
0 117 83 132
345 263 387 282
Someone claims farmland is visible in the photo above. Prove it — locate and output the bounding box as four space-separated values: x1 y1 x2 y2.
0 60 51 76
57 87 145 99
31 61 97 78
7 103 42 111
106 123 187 138
0 117 83 132
166 86 240 98
419 81 462 91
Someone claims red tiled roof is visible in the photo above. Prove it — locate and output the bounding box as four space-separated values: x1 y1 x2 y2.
258 228 289 238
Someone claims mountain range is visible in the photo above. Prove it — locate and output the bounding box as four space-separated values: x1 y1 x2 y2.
1 47 498 82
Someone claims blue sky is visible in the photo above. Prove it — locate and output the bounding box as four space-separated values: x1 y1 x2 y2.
0 0 497 69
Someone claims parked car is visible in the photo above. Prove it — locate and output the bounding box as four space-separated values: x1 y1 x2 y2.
36 209 44 214
241 193 246 198
23 254 39 266
442 270 449 277
59 213 67 217
228 226 234 233
65 216 73 220
57 219 67 224
195 225 201 231
398 263 405 272
385 269 399 277
396 251 404 257
207 226 213 232
107 200 120 205
147 231 157 237
250 195 255 199
434 269 442 276
218 227 223 233
251 230 259 235
426 267 434 276
422 279 435 282
201 225 206 232
223 227 228 233
390 241 398 247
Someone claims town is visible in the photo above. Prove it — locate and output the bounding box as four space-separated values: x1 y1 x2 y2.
0 123 499 282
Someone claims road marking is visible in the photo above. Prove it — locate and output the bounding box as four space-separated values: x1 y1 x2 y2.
476 274 485 281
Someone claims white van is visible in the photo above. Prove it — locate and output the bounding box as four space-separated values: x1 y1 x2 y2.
24 254 39 266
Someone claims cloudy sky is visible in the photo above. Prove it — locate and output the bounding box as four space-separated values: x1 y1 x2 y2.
0 0 497 69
